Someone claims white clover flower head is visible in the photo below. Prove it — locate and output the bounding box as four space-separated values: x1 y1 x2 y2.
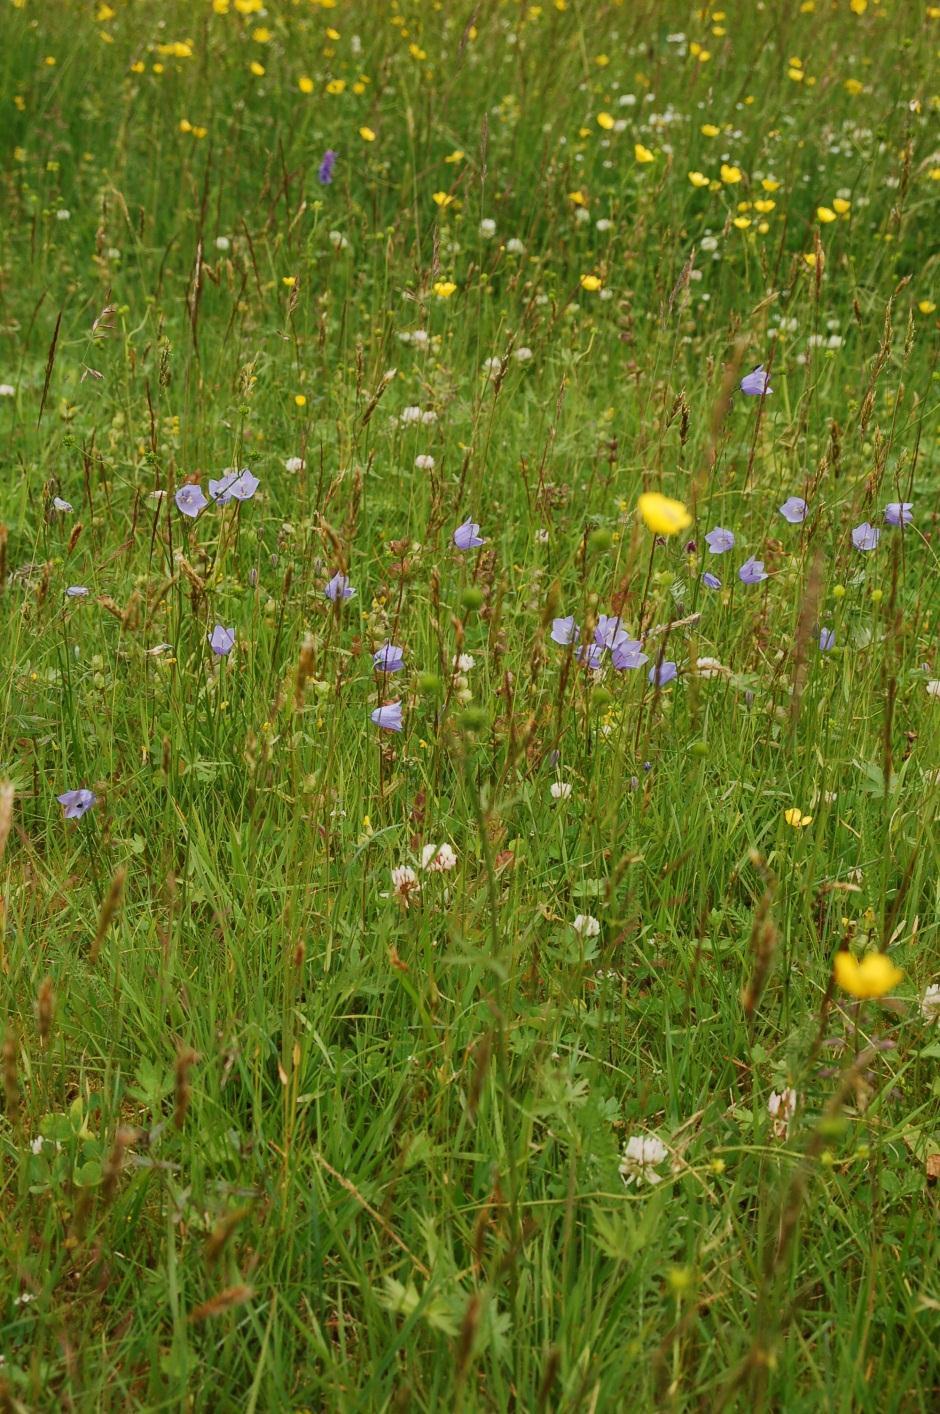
926 681 940 699
695 657 729 678
56 209 71 221
483 356 502 375
536 528 550 544
505 237 525 255
572 914 600 938
920 984 940 1024
329 229 350 251
400 405 422 424
768 1087 798 1140
414 454 435 470
422 842 457 873
391 865 420 905
479 218 496 238
215 235 231 251
619 1135 669 1186
284 456 305 473
453 654 475 672
595 218 613 232
514 346 533 362
0 384 15 396
550 781 572 800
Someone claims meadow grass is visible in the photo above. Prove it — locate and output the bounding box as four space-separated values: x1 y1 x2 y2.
0 0 939 1408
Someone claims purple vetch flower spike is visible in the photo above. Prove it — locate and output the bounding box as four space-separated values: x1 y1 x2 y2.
884 502 913 527
738 556 768 585
704 526 735 554
819 627 835 652
701 572 722 589
779 496 808 524
175 484 208 518
57 788 97 820
576 644 606 670
648 660 678 686
208 624 236 656
851 522 880 552
453 518 486 550
371 701 403 732
373 643 405 673
740 365 772 396
594 614 629 649
318 149 337 184
66 586 89 598
324 572 355 602
611 639 648 670
550 615 579 646
209 468 259 504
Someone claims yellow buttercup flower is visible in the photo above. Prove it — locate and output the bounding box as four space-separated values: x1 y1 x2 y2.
833 198 851 215
761 178 781 192
720 164 742 184
849 0 867 13
783 808 812 828
918 300 937 314
732 216 751 229
432 191 454 207
637 493 692 536
568 189 587 206
817 206 837 223
444 150 465 163
754 199 775 213
359 126 376 142
688 171 709 188
634 143 654 164
326 78 345 94
249 61 265 76
844 78 863 95
579 274 602 292
298 76 314 94
433 280 457 299
803 252 818 268
701 123 720 137
294 394 307 407
833 951 902 1000
597 111 615 130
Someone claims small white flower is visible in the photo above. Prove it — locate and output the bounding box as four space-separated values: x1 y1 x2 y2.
479 218 496 238
414 454 435 470
926 681 940 699
422 843 457 873
619 1134 668 1186
401 406 422 424
284 456 305 473
329 229 350 251
52 497 73 513
505 237 525 255
391 865 420 906
149 489 166 502
483 356 502 376
768 1087 798 1140
920 984 940 1024
30 1136 44 1155
595 218 613 232
536 528 549 544
513 346 533 363
700 235 719 253
574 205 590 224
421 410 437 425
453 654 475 672
695 657 729 679
215 235 231 251
572 914 600 938
0 384 15 396
550 781 572 800
56 209 71 221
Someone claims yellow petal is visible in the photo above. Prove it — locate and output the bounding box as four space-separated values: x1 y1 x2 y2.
637 492 692 537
